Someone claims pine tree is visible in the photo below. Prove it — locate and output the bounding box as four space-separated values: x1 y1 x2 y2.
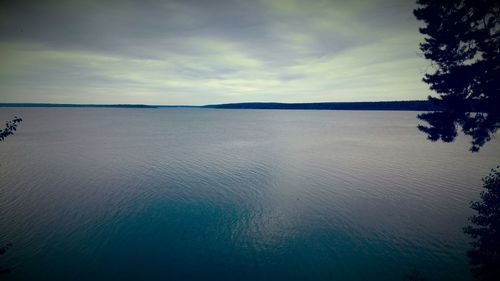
463 167 500 281
414 0 500 152
0 117 23 142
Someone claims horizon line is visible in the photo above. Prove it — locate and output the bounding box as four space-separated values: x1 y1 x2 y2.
0 100 430 107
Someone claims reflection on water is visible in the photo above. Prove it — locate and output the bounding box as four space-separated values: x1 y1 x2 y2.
0 108 499 281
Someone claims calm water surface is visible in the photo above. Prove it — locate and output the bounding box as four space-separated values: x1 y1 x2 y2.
1 108 499 281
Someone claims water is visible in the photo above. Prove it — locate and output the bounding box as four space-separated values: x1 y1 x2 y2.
0 108 499 281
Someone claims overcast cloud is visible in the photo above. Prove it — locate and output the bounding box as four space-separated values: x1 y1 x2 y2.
0 0 430 105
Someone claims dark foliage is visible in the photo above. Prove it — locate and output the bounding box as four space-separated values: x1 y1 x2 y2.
0 117 22 275
0 243 13 275
0 243 12 256
463 167 500 281
0 117 23 141
403 267 427 281
414 0 500 152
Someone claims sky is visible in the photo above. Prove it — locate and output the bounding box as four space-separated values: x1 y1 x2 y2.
0 0 431 105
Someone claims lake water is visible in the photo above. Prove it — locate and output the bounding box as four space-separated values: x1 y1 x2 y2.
1 108 499 281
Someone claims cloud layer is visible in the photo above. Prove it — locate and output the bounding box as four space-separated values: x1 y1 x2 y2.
0 0 430 105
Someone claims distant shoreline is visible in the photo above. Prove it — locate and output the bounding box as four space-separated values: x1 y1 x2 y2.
203 101 442 111
0 103 192 109
0 101 443 111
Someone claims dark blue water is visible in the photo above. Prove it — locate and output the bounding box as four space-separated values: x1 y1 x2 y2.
1 108 499 280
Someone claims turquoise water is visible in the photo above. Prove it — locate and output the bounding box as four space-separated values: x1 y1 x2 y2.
1 108 499 280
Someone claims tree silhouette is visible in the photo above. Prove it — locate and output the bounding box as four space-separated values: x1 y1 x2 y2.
0 117 23 142
403 267 427 281
0 243 13 275
0 117 22 275
414 1 499 280
414 0 499 152
463 167 500 281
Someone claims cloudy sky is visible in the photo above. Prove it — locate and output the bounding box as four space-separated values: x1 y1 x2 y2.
0 0 431 105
